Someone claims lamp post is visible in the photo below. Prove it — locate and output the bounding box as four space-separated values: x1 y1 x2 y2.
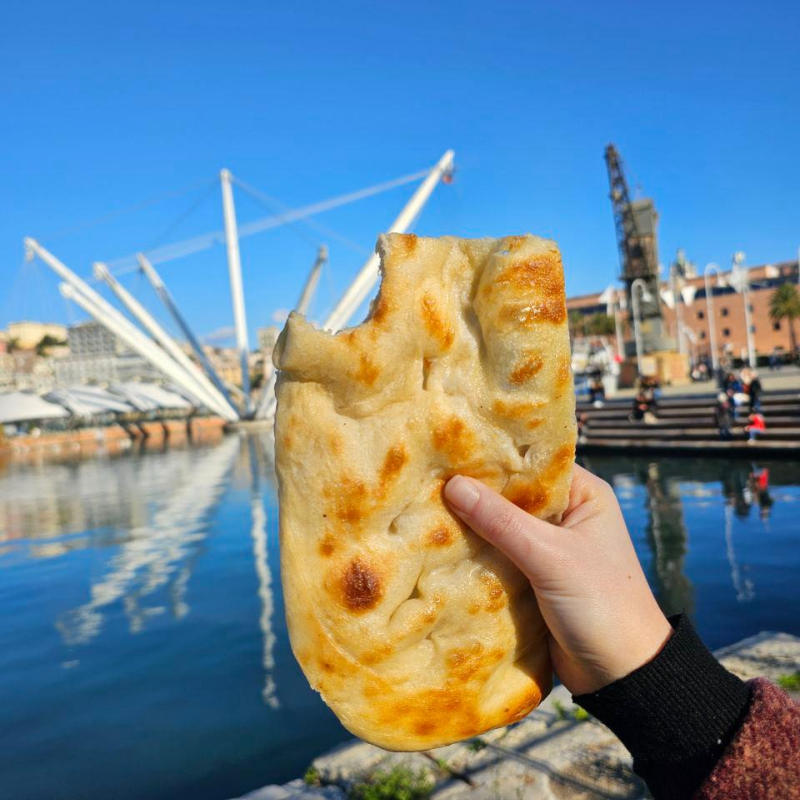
631 278 651 374
703 263 722 375
613 290 625 360
669 263 687 356
733 252 756 367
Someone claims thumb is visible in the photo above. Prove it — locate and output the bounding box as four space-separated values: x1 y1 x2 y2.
444 475 557 578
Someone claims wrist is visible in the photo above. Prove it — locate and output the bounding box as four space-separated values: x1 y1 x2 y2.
573 614 751 798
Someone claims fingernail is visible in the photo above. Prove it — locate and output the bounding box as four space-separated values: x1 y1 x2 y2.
445 476 481 513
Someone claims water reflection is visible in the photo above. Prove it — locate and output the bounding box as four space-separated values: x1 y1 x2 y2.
57 436 240 644
246 434 279 709
579 457 798 614
642 462 695 615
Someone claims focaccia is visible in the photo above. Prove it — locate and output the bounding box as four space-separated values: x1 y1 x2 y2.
273 233 576 751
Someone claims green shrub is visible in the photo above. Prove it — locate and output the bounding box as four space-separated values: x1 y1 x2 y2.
777 672 800 691
349 765 433 800
465 738 486 752
304 765 320 786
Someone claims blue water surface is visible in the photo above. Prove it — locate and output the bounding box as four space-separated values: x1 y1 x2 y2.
0 435 798 800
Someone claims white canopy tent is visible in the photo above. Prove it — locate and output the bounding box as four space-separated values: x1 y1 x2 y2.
43 387 135 417
0 392 71 425
109 382 194 413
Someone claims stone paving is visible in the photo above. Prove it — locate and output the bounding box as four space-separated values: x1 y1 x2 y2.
233 631 800 800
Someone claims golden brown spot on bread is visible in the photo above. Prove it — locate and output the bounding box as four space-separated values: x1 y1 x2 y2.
499 299 567 326
355 353 380 385
545 444 575 481
506 445 574 515
326 477 369 524
446 642 489 682
508 484 550 514
509 353 544 384
318 533 337 557
362 643 394 666
556 355 572 388
372 293 391 324
425 526 454 547
492 399 545 421
341 559 383 612
480 571 508 612
420 294 454 350
328 433 342 456
507 686 542 722
413 719 438 736
378 444 407 486
373 685 480 743
341 330 358 346
496 256 565 297
393 232 418 256
432 416 474 462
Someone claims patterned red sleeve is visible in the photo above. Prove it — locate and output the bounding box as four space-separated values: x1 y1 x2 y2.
696 678 800 800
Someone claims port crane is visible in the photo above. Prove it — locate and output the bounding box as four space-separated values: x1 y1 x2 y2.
604 144 671 355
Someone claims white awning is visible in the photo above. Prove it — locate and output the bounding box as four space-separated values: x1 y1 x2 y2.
44 386 135 416
110 382 194 412
0 392 71 424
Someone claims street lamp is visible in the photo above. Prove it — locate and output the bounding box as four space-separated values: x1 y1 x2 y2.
613 289 626 360
669 262 686 356
631 278 652 374
703 263 722 375
732 252 756 367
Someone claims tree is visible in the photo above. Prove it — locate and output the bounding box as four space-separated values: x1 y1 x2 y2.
35 334 66 356
586 313 616 336
769 283 800 355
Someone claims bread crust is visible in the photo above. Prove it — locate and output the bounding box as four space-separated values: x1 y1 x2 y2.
274 233 576 751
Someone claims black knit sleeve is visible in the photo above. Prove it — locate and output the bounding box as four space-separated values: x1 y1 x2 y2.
573 614 752 800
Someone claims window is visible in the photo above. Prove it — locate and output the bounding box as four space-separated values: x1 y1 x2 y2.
699 331 706 340
750 325 756 333
723 328 731 337
721 308 729 317
748 304 754 313
774 321 781 331
697 310 705 320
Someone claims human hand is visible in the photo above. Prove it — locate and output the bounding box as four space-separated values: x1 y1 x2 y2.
444 465 672 695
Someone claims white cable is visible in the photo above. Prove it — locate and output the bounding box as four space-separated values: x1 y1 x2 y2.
105 168 430 275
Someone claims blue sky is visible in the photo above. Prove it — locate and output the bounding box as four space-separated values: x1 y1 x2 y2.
2 0 798 345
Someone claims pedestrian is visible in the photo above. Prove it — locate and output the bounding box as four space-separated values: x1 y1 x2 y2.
745 370 763 412
444 468 800 800
746 411 766 445
629 390 648 422
714 392 733 440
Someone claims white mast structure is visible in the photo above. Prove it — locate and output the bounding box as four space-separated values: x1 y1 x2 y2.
296 245 328 316
137 253 239 414
22 239 240 419
323 149 455 332
220 169 252 415
93 262 236 420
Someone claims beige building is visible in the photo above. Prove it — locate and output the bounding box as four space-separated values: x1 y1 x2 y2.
7 321 67 349
567 258 799 362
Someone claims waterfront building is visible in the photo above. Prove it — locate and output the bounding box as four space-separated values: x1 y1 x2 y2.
54 321 163 385
6 321 67 349
567 258 799 363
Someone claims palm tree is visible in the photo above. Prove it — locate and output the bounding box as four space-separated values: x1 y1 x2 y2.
769 283 800 355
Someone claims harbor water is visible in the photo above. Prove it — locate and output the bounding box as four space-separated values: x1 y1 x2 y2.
1 435 799 800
